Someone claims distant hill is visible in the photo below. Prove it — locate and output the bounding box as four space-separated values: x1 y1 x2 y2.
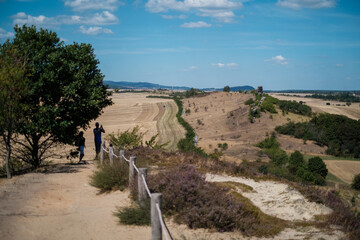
103 80 254 92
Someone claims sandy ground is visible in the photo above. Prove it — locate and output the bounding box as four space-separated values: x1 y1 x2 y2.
270 93 360 120
206 174 332 221
184 92 325 163
325 160 360 184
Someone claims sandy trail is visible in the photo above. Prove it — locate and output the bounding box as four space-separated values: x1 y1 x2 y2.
0 93 172 240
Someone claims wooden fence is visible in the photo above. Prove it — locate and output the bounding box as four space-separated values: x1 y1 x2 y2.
100 141 173 240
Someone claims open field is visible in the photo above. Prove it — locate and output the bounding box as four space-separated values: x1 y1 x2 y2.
270 93 360 120
324 160 360 184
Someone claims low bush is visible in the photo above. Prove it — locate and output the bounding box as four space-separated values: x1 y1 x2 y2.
107 126 145 150
148 164 284 236
308 156 328 178
114 203 150 226
90 160 129 192
352 173 360 190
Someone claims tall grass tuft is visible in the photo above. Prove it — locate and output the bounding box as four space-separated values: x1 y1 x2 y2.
90 160 129 192
114 202 151 226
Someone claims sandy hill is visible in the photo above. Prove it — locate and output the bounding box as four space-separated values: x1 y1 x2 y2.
183 92 326 162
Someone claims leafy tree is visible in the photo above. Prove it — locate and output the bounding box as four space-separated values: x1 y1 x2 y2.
0 43 29 178
308 156 328 178
223 85 230 92
11 25 112 168
352 174 360 190
288 150 305 174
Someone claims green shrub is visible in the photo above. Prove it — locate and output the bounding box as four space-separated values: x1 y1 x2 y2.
314 173 326 186
308 156 328 178
256 137 280 149
245 98 254 105
107 126 145 150
352 174 360 190
258 165 268 175
90 160 129 192
114 203 151 226
288 151 305 173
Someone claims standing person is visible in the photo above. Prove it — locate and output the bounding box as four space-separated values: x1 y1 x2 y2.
94 122 105 156
77 131 85 163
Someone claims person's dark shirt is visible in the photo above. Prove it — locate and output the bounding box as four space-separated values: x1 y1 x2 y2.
94 127 104 142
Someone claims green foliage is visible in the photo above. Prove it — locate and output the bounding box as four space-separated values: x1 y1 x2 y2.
114 203 151 226
245 98 255 105
308 156 328 178
173 97 207 156
352 174 360 190
0 42 30 177
107 126 144 150
223 85 230 92
288 151 305 174
185 88 204 98
145 134 168 149
8 25 112 168
90 160 129 192
258 165 268 174
256 137 280 149
277 100 312 116
276 113 360 158
307 92 360 103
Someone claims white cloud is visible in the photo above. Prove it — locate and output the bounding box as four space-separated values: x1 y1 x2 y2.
12 11 118 26
181 21 211 28
0 28 14 39
212 62 238 68
277 0 338 10
80 26 113 35
64 0 123 11
265 55 288 65
146 0 242 23
162 14 187 19
336 63 343 67
183 66 198 71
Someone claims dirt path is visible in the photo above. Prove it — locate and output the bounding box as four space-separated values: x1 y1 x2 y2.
157 101 186 151
0 93 173 240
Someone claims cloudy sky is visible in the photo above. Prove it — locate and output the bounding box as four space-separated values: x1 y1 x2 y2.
0 0 359 90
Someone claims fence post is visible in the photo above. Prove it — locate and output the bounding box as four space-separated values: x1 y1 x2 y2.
129 156 136 187
109 145 114 165
120 150 125 162
138 168 148 207
151 193 162 240
100 141 105 165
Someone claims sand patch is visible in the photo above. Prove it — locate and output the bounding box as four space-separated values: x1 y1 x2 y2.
206 174 332 221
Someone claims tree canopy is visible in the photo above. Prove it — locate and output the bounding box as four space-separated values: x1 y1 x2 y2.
9 25 112 168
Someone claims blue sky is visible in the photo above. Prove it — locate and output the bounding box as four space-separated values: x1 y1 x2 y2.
1 0 359 90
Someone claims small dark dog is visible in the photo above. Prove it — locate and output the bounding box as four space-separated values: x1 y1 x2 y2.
66 149 79 161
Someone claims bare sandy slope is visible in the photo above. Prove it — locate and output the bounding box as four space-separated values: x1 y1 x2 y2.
270 93 360 120
184 92 325 162
325 160 360 184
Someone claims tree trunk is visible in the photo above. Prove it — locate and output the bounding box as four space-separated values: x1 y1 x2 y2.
4 132 12 179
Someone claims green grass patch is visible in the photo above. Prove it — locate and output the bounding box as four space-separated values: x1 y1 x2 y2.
114 203 151 226
90 160 129 192
326 172 347 185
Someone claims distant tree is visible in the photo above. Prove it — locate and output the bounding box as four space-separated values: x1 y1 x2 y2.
288 150 305 174
0 43 29 178
352 173 360 190
308 156 328 178
223 85 230 92
11 25 112 168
